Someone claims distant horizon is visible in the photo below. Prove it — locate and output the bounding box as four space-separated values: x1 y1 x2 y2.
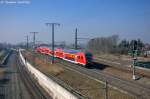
0 0 150 44
0 34 149 46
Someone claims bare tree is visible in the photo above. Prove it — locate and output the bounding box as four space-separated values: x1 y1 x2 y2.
87 35 119 54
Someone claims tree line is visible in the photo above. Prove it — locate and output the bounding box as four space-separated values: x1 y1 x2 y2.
87 35 148 56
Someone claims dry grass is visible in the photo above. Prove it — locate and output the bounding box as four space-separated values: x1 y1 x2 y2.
103 67 133 80
22 51 64 76
0 68 7 79
22 51 135 99
35 59 64 76
94 54 132 61
57 68 134 99
95 53 150 62
0 68 6 73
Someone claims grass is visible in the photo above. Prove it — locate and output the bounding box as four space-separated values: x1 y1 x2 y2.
22 51 64 76
0 49 9 63
22 50 135 99
0 50 6 62
94 53 150 80
94 54 132 61
0 68 6 74
103 67 133 80
56 69 134 99
0 67 8 81
136 61 150 69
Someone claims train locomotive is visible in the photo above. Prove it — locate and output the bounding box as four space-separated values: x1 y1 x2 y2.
36 47 93 66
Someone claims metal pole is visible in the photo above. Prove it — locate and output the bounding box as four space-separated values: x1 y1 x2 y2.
75 28 77 49
104 80 108 99
45 23 60 64
30 32 38 49
30 32 38 66
132 58 135 80
25 35 29 49
132 40 137 80
32 32 35 49
52 24 54 64
27 35 29 49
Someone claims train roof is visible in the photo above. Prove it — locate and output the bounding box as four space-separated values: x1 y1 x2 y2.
63 49 92 54
63 49 80 54
37 47 92 54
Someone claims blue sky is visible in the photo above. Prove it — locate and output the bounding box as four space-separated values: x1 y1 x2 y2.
0 0 150 44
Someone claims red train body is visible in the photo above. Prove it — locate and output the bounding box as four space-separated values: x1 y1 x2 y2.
36 47 93 66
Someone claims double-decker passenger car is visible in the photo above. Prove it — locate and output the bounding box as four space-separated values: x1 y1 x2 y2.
54 48 63 58
62 49 93 66
36 47 52 55
36 47 93 66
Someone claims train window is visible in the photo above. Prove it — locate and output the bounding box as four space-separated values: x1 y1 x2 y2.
85 53 92 62
66 56 75 61
85 53 92 57
77 56 80 59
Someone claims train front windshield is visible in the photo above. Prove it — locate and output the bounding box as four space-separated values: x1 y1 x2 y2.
85 53 93 63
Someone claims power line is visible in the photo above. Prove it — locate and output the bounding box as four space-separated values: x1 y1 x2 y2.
45 23 60 64
77 38 90 40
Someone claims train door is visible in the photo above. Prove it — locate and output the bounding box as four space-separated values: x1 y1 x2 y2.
76 55 85 65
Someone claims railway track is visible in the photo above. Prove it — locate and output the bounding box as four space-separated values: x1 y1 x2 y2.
56 58 150 99
15 52 51 99
94 58 150 78
26 51 150 98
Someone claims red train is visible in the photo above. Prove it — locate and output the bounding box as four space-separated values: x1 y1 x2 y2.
36 47 93 66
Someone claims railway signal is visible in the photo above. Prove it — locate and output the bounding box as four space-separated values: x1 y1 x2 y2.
132 56 137 80
45 23 60 64
132 40 139 80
